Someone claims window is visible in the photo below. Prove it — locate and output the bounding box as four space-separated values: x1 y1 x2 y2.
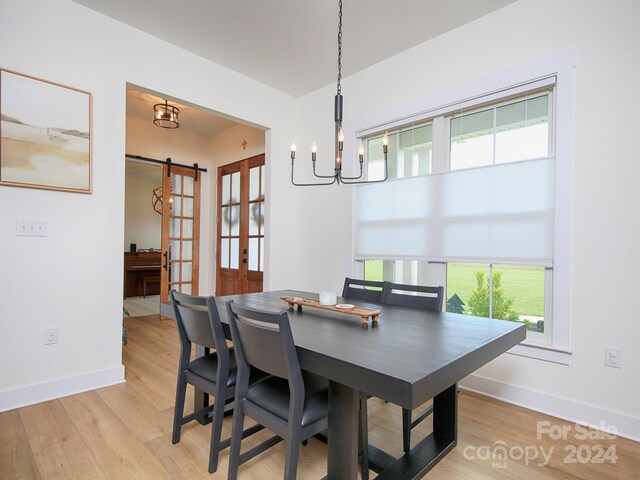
364 259 434 285
351 51 576 362
368 123 433 181
446 263 547 333
450 92 550 170
355 81 556 345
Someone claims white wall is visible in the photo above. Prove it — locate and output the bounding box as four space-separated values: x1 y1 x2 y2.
124 172 162 251
0 0 297 409
126 115 213 168
294 0 640 436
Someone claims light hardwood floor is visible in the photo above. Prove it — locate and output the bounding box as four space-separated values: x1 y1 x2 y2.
1 314 638 479
123 295 161 317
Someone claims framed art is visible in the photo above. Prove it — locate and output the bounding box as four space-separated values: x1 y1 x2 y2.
0 68 92 193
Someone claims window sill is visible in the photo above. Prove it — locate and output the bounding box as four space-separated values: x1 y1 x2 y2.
508 342 573 365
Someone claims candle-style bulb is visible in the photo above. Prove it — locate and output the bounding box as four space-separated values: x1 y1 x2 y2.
311 142 317 153
338 129 345 142
291 142 297 152
358 143 365 156
290 142 296 160
382 133 389 146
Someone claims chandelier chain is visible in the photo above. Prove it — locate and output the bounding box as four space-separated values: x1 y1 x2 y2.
337 0 342 95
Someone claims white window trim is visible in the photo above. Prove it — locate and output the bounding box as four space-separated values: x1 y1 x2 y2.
346 49 576 364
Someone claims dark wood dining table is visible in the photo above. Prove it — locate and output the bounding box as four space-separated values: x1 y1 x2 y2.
190 289 526 479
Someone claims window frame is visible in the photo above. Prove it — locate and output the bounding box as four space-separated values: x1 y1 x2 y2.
347 49 576 364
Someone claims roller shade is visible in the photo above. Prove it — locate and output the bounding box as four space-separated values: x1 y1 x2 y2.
354 157 554 266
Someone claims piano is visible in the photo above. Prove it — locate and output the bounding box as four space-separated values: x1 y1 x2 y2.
124 251 162 298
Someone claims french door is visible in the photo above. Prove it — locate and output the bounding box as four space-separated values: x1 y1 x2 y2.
216 154 265 295
160 165 201 303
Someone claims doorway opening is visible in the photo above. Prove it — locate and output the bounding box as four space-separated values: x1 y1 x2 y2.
123 85 267 320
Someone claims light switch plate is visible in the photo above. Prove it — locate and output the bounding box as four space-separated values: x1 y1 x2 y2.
605 346 622 368
16 219 47 237
44 327 58 345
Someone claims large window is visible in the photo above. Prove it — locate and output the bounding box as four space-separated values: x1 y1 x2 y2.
450 93 550 170
368 124 433 181
355 80 556 343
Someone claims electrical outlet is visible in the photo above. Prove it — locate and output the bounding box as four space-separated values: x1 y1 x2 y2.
605 346 622 368
44 327 58 345
16 219 48 237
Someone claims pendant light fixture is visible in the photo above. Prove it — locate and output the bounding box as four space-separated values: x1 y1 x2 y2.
153 99 180 129
290 0 388 186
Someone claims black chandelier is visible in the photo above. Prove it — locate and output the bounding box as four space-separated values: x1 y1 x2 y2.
290 0 388 186
153 99 180 129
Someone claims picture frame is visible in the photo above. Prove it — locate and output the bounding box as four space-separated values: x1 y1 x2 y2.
0 68 92 193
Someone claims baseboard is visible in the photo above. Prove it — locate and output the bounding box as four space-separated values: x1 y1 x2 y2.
460 374 640 442
0 365 125 412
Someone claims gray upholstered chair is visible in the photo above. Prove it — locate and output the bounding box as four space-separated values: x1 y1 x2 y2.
226 300 329 480
381 282 444 312
381 282 444 452
341 277 385 303
170 291 264 473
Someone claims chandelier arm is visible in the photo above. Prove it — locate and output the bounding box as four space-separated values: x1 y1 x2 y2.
340 153 389 184
312 163 340 179
338 169 364 181
291 161 337 186
340 175 388 185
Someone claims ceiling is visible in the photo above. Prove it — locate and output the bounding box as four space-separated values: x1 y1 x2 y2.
73 0 517 98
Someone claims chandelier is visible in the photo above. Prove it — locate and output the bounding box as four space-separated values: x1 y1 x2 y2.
290 0 388 186
153 99 180 129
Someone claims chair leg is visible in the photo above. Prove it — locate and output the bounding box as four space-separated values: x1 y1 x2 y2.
227 400 245 480
172 374 188 444
402 407 412 453
208 387 227 473
359 396 370 480
284 427 301 480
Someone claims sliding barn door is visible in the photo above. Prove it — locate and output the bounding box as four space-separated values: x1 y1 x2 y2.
160 165 201 303
216 154 265 295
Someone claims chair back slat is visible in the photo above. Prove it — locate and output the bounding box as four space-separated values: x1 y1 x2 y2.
381 283 444 312
171 291 228 357
342 277 384 303
227 301 300 381
176 303 216 347
235 317 289 378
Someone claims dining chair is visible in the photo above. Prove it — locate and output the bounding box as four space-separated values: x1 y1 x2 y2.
226 300 329 480
381 282 444 452
170 291 265 473
341 277 385 303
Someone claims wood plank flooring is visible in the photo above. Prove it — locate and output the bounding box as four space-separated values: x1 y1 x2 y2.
123 295 160 317
1 313 637 479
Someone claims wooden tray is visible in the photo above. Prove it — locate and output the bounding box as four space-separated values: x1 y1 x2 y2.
281 296 381 324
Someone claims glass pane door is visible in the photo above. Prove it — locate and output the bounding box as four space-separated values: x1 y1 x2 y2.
161 165 200 302
216 154 265 295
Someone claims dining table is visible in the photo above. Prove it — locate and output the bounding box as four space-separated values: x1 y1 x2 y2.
184 289 526 479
